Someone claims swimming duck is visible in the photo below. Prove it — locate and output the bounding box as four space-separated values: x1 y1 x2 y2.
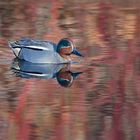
11 58 82 87
9 38 83 64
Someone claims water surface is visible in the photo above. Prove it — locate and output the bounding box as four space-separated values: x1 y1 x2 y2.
0 1 140 140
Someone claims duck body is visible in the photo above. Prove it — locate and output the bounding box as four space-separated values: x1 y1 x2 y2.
9 38 69 64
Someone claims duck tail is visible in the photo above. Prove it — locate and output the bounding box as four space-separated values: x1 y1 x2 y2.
8 41 21 57
8 41 17 48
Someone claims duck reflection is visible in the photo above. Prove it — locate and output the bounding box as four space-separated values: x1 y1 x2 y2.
11 58 82 87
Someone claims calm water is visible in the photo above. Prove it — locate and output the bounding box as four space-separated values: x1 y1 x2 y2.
0 1 140 140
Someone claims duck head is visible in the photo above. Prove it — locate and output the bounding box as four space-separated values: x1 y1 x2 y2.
57 38 83 58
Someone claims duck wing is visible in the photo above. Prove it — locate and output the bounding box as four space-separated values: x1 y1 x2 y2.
10 38 56 50
9 38 56 57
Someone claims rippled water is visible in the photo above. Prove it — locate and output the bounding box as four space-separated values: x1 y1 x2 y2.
0 1 140 140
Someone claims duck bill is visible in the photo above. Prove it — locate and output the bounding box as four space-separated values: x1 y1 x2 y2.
72 48 83 57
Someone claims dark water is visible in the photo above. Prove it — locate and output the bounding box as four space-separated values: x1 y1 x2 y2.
0 1 140 140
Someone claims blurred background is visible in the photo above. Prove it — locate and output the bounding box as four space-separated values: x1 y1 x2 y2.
0 0 140 140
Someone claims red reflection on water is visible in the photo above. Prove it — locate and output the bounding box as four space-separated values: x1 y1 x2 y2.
0 1 140 140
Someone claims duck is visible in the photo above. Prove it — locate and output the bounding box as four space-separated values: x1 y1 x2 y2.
11 58 82 87
8 37 83 64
